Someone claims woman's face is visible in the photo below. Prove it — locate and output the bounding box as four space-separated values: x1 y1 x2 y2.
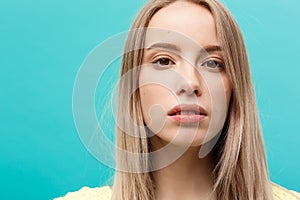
139 1 232 148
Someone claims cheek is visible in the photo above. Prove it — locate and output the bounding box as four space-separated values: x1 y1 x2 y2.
140 86 153 121
139 85 169 125
222 74 232 107
207 71 232 109
140 85 159 109
196 72 231 144
210 73 232 118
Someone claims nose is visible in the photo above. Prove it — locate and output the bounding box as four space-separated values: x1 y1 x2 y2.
176 61 202 97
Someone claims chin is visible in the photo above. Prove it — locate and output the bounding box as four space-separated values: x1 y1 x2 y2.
155 128 210 147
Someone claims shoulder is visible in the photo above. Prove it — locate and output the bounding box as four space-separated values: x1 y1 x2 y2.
53 183 300 200
54 186 112 200
271 182 300 200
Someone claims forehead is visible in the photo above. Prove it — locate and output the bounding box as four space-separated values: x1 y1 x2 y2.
146 1 218 48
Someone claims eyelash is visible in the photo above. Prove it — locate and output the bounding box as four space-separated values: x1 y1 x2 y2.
201 59 225 70
152 56 225 71
153 57 175 67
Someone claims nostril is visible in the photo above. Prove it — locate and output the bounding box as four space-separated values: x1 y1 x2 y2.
176 88 201 97
176 80 202 96
178 88 186 95
194 89 201 96
177 87 201 96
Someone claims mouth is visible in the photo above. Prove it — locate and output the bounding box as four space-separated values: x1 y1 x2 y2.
167 104 207 124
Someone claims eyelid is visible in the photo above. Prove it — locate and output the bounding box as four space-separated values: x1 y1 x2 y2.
200 57 225 72
148 48 180 59
201 56 224 65
152 55 174 62
151 52 177 63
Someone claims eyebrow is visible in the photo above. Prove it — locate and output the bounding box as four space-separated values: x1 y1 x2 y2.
146 42 222 54
201 45 222 54
146 42 181 53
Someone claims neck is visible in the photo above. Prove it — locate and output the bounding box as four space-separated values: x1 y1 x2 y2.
150 136 216 200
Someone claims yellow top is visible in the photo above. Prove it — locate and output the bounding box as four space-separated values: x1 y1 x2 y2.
54 183 300 200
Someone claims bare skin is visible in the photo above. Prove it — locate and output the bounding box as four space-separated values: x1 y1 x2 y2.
139 1 232 200
151 137 216 200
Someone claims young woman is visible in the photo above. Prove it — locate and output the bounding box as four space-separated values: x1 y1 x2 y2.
56 0 300 199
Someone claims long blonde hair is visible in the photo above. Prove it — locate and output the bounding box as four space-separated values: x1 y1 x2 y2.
112 0 274 199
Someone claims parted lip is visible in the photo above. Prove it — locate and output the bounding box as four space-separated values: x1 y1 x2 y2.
167 104 207 116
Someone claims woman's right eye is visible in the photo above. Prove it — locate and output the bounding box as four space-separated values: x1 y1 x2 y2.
153 57 175 66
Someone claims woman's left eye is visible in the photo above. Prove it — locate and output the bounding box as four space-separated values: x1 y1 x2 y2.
201 59 224 69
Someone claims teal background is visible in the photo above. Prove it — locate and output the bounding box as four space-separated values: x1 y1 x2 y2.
0 0 299 199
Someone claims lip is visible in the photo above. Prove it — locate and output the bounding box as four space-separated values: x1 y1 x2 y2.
167 104 208 124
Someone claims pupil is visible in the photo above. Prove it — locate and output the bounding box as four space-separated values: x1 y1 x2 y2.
208 60 217 68
160 58 169 65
